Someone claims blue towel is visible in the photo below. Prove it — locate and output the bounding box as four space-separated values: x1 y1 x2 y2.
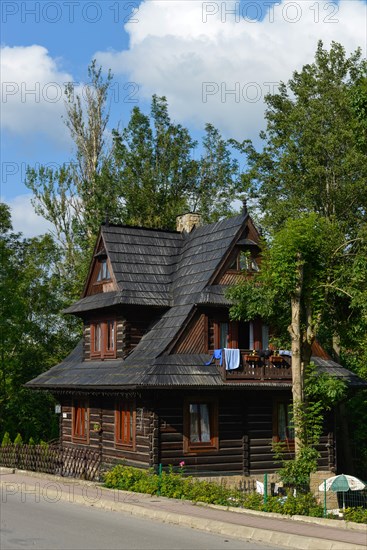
224 348 240 370
205 349 223 366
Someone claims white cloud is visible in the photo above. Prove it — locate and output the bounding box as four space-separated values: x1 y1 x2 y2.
95 0 367 140
1 45 73 144
5 194 53 238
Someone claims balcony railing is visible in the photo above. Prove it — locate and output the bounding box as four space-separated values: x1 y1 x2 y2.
213 350 292 382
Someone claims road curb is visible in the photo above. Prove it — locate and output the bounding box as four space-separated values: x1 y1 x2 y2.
1 477 365 550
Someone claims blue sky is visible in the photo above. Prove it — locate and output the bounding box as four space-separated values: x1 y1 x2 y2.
1 0 366 235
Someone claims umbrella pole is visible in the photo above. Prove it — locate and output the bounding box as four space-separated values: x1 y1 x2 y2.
343 492 345 511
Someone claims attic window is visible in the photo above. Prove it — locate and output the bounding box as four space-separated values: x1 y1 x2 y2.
229 252 259 272
96 258 110 282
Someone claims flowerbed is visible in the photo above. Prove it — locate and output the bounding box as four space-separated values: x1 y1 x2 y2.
104 465 324 517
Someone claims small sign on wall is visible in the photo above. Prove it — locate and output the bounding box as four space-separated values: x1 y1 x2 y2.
55 404 61 414
62 412 68 419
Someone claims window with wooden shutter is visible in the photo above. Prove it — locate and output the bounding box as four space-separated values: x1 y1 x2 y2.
90 320 116 359
115 400 136 448
72 401 89 443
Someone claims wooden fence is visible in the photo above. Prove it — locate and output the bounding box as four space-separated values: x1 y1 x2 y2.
0 444 101 481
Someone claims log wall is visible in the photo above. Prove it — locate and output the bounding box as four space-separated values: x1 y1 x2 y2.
157 391 245 475
58 390 335 475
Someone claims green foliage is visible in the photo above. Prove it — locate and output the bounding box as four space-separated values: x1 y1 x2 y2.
343 507 367 524
233 41 367 235
13 433 23 446
305 363 347 407
273 443 319 490
0 204 78 442
1 432 11 446
273 369 346 489
112 99 240 230
265 493 323 517
229 213 344 349
104 464 323 517
28 437 36 446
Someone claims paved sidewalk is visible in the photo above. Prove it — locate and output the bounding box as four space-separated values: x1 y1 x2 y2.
1 470 366 550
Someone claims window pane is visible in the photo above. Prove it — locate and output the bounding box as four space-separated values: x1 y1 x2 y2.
94 323 101 351
199 404 211 442
238 321 249 349
262 325 269 349
107 321 115 351
278 403 287 440
220 323 228 349
189 403 211 443
190 404 199 442
239 253 248 270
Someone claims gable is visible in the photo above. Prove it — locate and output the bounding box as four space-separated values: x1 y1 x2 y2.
212 220 261 286
83 236 118 297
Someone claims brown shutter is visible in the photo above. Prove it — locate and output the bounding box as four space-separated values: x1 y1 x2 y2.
229 321 238 349
253 319 262 350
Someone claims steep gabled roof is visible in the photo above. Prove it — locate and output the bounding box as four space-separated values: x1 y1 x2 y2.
123 214 248 362
102 224 183 305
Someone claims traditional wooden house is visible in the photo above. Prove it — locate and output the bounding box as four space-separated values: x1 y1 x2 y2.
26 212 364 478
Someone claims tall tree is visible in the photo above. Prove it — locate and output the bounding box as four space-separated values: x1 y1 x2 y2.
229 213 344 452
112 98 240 229
230 41 367 460
26 61 116 296
111 95 197 229
0 204 78 441
233 41 367 235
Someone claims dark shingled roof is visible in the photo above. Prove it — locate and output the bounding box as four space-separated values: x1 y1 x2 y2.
27 213 367 391
102 224 182 305
26 341 366 390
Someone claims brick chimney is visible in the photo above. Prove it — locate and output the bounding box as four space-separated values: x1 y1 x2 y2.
176 213 202 233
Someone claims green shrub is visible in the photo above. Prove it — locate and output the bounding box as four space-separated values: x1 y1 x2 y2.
28 437 36 446
104 464 323 518
1 432 12 446
343 507 367 524
13 433 23 446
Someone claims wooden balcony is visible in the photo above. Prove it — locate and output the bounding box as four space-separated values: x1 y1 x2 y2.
214 350 292 382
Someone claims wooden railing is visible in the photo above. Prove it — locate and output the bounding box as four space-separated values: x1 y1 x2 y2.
213 350 292 382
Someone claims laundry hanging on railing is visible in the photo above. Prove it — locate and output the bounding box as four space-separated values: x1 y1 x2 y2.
205 349 223 366
224 348 240 370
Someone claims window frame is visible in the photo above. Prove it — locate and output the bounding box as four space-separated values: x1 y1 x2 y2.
213 319 238 349
115 399 136 449
90 319 117 359
228 250 259 273
96 258 111 282
72 400 89 444
273 399 295 448
183 397 218 454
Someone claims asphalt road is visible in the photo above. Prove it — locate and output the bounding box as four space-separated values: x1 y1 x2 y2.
0 493 282 550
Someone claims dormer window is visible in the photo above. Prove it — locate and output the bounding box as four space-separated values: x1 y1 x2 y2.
90 320 116 359
96 258 110 282
229 251 259 272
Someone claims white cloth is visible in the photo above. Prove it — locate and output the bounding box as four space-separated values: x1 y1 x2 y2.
224 348 240 370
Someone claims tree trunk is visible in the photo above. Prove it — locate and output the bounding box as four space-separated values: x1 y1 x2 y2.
288 254 304 455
